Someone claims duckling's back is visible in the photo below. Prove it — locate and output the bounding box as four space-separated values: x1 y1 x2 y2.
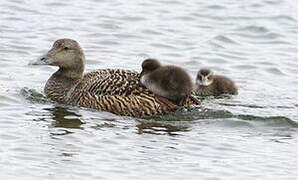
213 75 238 95
196 75 238 96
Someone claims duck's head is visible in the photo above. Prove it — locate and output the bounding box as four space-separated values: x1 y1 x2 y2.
140 58 161 77
196 68 214 86
32 39 85 72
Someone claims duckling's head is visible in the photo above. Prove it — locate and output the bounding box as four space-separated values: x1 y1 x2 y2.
32 39 85 71
140 58 161 77
196 69 214 86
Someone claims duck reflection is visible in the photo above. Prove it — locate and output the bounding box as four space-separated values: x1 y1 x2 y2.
136 121 190 135
43 106 85 129
135 108 235 135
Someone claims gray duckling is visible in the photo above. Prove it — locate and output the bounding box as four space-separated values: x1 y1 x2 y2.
195 68 238 96
140 58 194 106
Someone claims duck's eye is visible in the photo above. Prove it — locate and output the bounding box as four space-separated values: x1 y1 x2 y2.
63 47 70 50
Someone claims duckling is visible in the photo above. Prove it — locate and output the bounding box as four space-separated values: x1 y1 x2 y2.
31 39 200 117
195 68 238 96
140 58 193 106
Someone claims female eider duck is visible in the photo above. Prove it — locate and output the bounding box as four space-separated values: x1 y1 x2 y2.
195 68 238 96
140 58 194 106
31 39 200 117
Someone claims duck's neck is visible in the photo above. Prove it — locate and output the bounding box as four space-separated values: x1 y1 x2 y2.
55 66 84 79
44 61 85 103
55 54 86 79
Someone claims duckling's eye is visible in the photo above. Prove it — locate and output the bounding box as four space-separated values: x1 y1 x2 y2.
63 47 70 50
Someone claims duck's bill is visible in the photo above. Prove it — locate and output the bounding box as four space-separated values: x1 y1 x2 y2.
29 54 52 65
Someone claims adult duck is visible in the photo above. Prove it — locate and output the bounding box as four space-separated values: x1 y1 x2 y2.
31 39 200 117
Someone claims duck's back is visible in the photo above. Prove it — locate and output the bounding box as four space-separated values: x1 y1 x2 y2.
77 69 143 96
68 69 197 117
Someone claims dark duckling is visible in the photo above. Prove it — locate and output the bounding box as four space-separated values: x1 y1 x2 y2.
195 68 238 96
31 39 200 117
140 58 194 106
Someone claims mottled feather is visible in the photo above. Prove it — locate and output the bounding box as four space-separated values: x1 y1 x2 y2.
45 69 199 117
34 39 200 117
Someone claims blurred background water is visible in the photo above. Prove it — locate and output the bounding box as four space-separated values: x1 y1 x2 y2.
0 0 298 179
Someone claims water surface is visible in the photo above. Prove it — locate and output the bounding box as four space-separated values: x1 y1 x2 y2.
1 0 298 179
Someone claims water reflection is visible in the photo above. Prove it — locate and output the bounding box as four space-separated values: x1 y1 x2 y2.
44 106 85 129
139 108 298 136
136 121 190 135
20 87 49 104
146 108 235 121
136 108 236 135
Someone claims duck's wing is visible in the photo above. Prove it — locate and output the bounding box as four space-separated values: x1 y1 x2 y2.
66 69 178 116
79 69 146 96
69 90 180 117
68 69 200 117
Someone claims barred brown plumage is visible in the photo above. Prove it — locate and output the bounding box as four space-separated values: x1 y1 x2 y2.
32 39 200 117
65 69 197 117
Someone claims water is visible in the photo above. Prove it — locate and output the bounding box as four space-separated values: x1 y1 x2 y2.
1 0 298 179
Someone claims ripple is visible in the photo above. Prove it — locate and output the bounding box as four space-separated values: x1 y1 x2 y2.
0 94 20 105
119 16 146 21
265 67 287 75
113 33 142 39
237 115 298 128
136 121 190 135
149 43 177 50
44 2 70 7
206 5 226 10
230 30 288 45
268 15 297 22
264 0 284 5
20 88 49 104
44 107 85 129
92 23 122 30
232 64 257 70
236 25 270 34
213 35 240 45
1 0 298 179
142 29 164 36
